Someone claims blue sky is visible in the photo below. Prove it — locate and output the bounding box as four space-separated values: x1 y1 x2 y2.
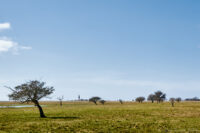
1 0 200 101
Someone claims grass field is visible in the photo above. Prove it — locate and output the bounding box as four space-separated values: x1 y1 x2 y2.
0 101 200 133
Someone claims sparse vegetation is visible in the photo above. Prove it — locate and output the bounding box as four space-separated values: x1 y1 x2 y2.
1 85 199 132
0 101 200 132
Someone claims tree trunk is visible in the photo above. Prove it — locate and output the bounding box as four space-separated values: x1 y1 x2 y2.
34 100 46 118
60 101 62 106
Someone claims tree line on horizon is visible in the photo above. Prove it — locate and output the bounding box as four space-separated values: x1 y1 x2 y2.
88 91 180 105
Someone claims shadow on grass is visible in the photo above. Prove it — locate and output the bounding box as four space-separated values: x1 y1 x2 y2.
46 116 79 120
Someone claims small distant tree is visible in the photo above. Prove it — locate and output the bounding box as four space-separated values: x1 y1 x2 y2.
170 98 175 107
89 96 101 105
154 91 166 103
175 97 182 102
100 100 106 105
136 97 145 103
78 95 80 101
119 99 123 104
7 80 54 118
147 94 156 103
57 96 64 107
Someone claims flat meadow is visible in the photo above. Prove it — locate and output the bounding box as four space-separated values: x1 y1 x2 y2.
0 101 200 133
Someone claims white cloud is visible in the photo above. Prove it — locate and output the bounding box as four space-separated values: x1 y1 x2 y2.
20 46 32 50
0 38 32 54
0 39 16 52
0 22 10 31
0 22 32 54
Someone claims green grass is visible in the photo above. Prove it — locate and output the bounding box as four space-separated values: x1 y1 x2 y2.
0 101 200 133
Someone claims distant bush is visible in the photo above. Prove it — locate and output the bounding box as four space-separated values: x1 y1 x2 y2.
154 91 166 103
185 97 200 101
119 99 123 104
100 100 106 105
147 94 156 103
136 97 145 103
175 97 182 102
79 99 89 101
89 97 101 105
57 96 64 107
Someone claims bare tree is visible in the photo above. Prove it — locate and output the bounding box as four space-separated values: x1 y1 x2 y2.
7 80 54 118
100 100 106 105
147 94 156 103
119 99 123 104
89 96 101 105
57 96 64 107
136 97 145 103
154 91 166 103
175 97 182 102
170 98 175 107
